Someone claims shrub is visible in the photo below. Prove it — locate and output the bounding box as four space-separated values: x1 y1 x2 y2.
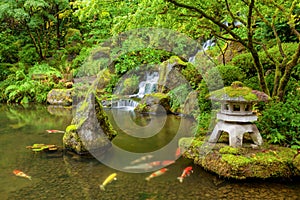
203 64 246 91
256 87 300 148
1 63 63 103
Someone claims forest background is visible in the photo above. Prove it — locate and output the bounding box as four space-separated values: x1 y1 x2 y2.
0 0 299 148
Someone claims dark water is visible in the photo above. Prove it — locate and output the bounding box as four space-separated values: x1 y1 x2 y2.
0 104 300 200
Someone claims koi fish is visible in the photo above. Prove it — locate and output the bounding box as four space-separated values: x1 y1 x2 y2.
123 163 153 170
175 147 181 158
177 166 193 183
161 160 175 166
145 168 168 181
13 170 31 180
46 130 65 133
99 173 117 191
130 155 153 164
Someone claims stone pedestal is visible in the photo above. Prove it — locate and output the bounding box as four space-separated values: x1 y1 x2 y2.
207 82 269 148
208 120 263 147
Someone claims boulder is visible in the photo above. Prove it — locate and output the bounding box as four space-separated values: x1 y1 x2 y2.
47 89 73 106
134 93 171 114
181 91 199 117
63 68 117 155
158 56 188 93
63 94 116 155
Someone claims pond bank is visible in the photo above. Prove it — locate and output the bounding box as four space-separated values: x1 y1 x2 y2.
180 137 300 180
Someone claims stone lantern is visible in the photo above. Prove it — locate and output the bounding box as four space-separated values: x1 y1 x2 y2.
208 81 270 148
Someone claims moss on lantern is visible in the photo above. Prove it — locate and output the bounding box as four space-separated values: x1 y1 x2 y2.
207 81 268 102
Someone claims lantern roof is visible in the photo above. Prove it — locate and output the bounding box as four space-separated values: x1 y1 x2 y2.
208 81 270 102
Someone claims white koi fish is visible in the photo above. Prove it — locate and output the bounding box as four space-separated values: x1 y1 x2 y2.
145 168 168 181
123 163 153 170
130 155 153 164
99 173 117 191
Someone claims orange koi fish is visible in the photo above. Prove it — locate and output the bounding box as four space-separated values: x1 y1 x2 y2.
46 130 65 133
13 170 31 180
145 168 168 181
177 166 193 183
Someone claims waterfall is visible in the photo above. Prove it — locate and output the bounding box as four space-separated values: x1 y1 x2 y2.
202 39 215 51
111 99 139 110
188 39 216 63
130 71 159 98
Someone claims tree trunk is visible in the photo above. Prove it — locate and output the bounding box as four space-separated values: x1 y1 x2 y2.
25 25 43 60
56 4 61 49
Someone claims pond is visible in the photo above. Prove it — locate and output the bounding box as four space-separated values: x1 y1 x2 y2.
0 104 300 200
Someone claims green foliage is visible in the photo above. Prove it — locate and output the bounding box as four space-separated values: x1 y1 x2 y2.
114 49 172 75
257 88 300 147
180 63 202 89
168 84 190 112
196 79 211 113
105 74 120 94
230 52 256 77
0 63 62 103
209 64 246 87
195 112 213 136
29 63 62 78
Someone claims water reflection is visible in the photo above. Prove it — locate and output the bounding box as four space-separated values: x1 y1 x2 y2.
0 104 299 200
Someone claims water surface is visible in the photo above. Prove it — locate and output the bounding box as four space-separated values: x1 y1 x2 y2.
0 104 300 200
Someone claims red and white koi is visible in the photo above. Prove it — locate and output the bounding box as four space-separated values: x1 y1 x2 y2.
161 160 175 166
13 170 31 180
177 166 193 183
130 155 153 164
46 130 65 133
145 168 168 181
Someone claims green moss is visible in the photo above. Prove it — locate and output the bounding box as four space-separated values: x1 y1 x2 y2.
208 82 258 101
95 97 117 140
219 146 240 155
169 56 187 66
150 92 168 99
65 124 77 133
134 103 149 113
221 154 252 169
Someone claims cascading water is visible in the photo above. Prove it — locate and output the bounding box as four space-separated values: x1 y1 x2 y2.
109 71 160 110
130 71 159 98
110 99 139 110
188 39 216 63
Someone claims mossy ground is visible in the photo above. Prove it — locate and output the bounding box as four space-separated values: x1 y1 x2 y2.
180 137 300 179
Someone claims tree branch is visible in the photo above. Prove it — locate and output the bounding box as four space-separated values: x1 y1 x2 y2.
165 0 248 47
225 0 246 26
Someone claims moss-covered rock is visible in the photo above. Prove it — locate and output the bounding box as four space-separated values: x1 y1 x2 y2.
181 137 300 179
293 154 300 173
63 68 116 155
63 94 116 155
158 56 188 93
134 92 171 114
47 88 73 106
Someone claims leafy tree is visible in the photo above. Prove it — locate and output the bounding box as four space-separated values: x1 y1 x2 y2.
164 0 300 101
0 0 72 60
